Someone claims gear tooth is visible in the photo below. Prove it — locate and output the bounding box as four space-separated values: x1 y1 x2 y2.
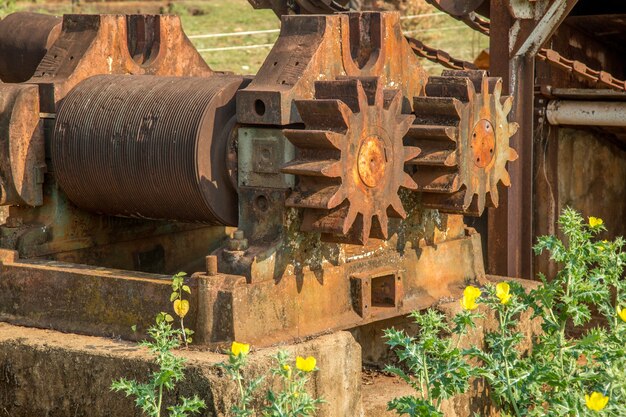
281 159 341 178
493 79 503 98
295 99 352 131
384 89 402 113
335 76 382 105
502 96 514 115
508 147 519 162
361 214 372 244
405 125 457 143
327 187 347 209
445 150 458 166
377 212 389 240
413 170 460 193
403 146 421 162
481 76 490 97
283 130 342 150
412 97 461 122
508 121 519 137
397 114 416 134
489 185 499 208
342 206 359 235
323 161 342 177
501 170 511 187
463 188 474 209
425 75 473 102
454 99 465 119
421 190 477 216
406 148 457 167
401 173 418 190
477 191 486 215
371 81 384 109
389 195 407 219
355 80 370 113
285 184 342 210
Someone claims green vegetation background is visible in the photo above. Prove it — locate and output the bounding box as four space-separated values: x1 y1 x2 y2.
2 0 488 74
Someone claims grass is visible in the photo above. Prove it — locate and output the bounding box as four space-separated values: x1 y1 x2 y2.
8 0 488 74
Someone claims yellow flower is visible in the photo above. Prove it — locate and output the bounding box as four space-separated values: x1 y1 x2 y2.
296 356 317 372
585 392 609 411
496 282 512 305
618 307 626 323
589 217 604 228
460 285 481 311
231 341 250 357
283 364 292 378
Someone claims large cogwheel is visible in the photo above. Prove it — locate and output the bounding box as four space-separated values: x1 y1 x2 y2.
281 77 420 244
405 70 519 215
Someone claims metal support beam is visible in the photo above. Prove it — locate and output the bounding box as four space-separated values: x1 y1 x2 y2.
511 0 579 57
546 100 626 127
487 0 578 278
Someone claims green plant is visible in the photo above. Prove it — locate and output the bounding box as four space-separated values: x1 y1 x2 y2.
383 308 480 416
218 341 265 417
111 312 205 417
522 209 626 416
218 343 323 417
0 0 16 15
170 272 193 347
463 281 533 417
262 351 323 417
385 208 626 416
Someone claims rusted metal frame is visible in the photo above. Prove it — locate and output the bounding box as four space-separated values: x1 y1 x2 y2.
0 14 221 271
0 227 486 347
510 0 578 58
487 0 577 278
0 13 62 83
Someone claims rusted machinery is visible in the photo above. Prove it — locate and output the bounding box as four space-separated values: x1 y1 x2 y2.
0 9 517 346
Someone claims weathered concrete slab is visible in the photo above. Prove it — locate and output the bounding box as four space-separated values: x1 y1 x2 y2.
0 324 362 417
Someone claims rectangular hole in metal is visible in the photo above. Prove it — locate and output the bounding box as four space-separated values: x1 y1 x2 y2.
371 274 396 308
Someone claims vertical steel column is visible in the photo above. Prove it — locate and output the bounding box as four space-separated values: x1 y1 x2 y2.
487 0 578 278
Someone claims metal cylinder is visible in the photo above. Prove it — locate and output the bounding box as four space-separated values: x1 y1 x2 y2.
52 74 244 225
0 12 61 83
546 100 626 127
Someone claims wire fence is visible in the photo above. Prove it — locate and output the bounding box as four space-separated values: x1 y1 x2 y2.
190 10 488 74
193 24 472 53
188 11 447 41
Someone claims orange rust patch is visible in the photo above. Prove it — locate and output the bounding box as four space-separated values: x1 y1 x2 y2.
471 119 495 168
357 136 387 188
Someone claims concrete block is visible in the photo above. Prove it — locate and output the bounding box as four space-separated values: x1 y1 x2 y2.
0 323 362 417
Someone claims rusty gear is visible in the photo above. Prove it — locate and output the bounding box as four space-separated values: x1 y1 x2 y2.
282 77 420 244
407 70 518 216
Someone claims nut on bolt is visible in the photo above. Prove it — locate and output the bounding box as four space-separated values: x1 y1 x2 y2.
228 230 248 251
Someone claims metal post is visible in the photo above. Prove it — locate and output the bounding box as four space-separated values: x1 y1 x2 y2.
487 0 578 278
546 101 626 126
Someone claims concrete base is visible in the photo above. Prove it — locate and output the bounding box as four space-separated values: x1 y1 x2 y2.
0 277 541 417
0 324 362 417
